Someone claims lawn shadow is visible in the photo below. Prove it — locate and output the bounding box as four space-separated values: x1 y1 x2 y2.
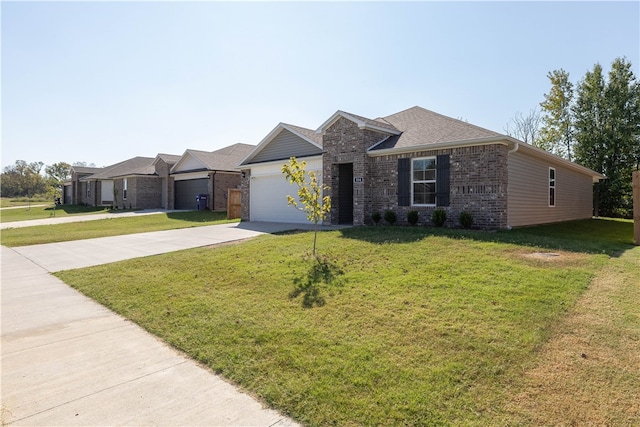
340 219 635 257
44 205 109 214
291 255 344 308
166 211 229 223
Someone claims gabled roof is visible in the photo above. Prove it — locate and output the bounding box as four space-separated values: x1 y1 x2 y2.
369 106 502 151
81 157 156 180
240 123 322 166
153 153 182 166
72 166 103 175
171 143 256 174
211 143 256 157
317 110 401 135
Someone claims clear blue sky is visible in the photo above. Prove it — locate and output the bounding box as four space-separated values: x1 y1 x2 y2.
2 1 639 170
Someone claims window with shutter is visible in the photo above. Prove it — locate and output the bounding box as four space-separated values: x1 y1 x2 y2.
411 157 437 205
436 154 450 207
397 158 410 206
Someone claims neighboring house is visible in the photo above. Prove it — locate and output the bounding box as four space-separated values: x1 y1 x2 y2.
239 106 605 229
170 143 255 211
66 143 254 211
78 157 162 209
69 166 104 205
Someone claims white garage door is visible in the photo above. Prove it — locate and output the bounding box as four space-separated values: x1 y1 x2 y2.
250 158 322 223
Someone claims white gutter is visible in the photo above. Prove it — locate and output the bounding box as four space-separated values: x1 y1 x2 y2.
367 136 513 157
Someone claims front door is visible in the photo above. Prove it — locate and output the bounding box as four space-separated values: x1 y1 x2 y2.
338 163 353 224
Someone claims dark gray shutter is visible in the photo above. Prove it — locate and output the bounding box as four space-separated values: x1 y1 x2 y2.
398 158 410 206
436 154 450 207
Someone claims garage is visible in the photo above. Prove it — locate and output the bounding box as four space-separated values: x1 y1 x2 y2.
174 177 209 210
250 158 322 223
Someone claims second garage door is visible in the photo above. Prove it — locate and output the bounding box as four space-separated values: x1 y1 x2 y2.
175 179 209 210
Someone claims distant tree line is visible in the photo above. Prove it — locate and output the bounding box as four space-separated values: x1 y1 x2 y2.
505 57 640 218
1 161 79 204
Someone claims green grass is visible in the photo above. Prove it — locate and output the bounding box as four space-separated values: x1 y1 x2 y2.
56 219 635 426
0 203 112 222
0 196 52 208
0 211 237 246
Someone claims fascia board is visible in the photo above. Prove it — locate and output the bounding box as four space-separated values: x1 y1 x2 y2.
515 142 606 182
171 150 209 174
316 110 401 136
239 154 323 170
169 150 191 174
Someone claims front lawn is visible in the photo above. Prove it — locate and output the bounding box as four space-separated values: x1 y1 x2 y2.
56 219 638 426
0 196 51 208
0 211 237 247
0 203 111 222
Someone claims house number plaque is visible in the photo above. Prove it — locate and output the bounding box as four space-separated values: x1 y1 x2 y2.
354 177 364 183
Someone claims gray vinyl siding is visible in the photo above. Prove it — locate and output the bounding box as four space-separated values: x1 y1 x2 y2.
251 129 322 163
508 152 593 227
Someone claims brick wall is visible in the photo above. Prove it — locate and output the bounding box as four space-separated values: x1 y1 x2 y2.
130 177 163 209
367 144 509 229
213 172 242 211
240 169 251 221
79 181 97 206
321 116 509 229
322 117 390 226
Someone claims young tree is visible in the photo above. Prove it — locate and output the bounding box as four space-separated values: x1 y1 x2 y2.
540 69 575 160
504 108 542 145
282 157 331 257
45 162 71 215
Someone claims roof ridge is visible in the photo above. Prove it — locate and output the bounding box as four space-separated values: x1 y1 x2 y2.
385 106 502 136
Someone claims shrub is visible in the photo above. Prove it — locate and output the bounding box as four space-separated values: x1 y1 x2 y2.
459 211 474 229
371 211 382 225
432 209 447 227
407 210 419 225
384 210 397 225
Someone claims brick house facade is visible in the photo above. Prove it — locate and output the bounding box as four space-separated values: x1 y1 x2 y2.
241 106 603 229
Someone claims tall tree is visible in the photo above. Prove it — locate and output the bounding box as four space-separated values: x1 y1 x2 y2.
539 69 575 160
45 162 72 210
573 57 640 217
504 108 542 145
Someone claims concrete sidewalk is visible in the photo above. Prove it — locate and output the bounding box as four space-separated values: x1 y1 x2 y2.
1 222 312 426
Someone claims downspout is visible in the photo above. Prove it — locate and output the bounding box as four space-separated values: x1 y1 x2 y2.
211 171 215 211
506 140 519 230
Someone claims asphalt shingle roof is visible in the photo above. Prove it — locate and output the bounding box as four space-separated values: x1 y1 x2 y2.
156 153 182 164
84 157 156 180
341 111 400 133
370 106 502 151
72 166 103 175
188 143 256 172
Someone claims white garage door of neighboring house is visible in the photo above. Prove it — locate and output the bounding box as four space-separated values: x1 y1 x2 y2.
250 158 322 223
101 180 114 203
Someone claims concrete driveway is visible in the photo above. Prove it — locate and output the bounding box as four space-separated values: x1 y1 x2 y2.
1 221 320 426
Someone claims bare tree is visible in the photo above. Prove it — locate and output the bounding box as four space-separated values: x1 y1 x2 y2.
504 108 542 145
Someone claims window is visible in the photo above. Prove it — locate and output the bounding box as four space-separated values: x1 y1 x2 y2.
549 168 556 207
412 157 437 205
86 183 90 198
123 178 128 200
